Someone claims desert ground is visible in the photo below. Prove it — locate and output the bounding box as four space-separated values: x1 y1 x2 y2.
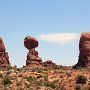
0 66 90 90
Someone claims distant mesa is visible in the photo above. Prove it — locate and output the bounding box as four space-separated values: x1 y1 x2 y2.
75 32 90 68
0 37 10 67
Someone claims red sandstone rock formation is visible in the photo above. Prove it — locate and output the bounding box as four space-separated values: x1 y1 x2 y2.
24 36 43 67
75 32 90 68
0 37 6 52
0 37 10 67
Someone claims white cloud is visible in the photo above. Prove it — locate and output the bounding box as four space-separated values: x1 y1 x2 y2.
38 33 79 43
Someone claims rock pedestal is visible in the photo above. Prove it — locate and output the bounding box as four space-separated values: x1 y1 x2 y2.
76 32 90 68
24 36 43 67
0 37 10 67
26 49 43 67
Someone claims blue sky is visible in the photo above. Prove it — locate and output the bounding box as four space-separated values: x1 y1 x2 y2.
0 0 90 67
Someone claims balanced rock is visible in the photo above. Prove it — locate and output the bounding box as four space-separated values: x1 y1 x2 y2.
24 36 38 50
24 36 43 67
0 37 10 67
75 32 90 68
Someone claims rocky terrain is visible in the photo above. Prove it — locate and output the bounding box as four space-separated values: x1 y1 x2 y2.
0 32 90 90
0 66 90 90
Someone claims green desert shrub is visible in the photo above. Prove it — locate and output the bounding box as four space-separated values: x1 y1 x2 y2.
6 71 11 75
16 81 22 86
3 76 11 85
35 80 44 86
76 74 87 84
26 84 30 88
84 87 90 90
32 68 42 73
44 81 56 89
60 83 65 90
66 72 71 77
75 84 81 90
17 87 24 90
37 74 43 78
7 66 13 70
52 65 62 70
44 75 48 81
43 67 49 71
26 76 36 82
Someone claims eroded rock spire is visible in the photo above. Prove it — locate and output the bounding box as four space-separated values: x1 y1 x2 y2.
0 37 10 67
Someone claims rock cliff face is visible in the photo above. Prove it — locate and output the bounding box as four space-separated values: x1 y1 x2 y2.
24 36 43 67
76 32 90 68
0 37 10 67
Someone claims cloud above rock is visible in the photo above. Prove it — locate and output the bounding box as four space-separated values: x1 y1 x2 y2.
38 33 79 43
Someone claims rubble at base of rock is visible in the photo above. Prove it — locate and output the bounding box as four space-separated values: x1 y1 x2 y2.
43 60 56 67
